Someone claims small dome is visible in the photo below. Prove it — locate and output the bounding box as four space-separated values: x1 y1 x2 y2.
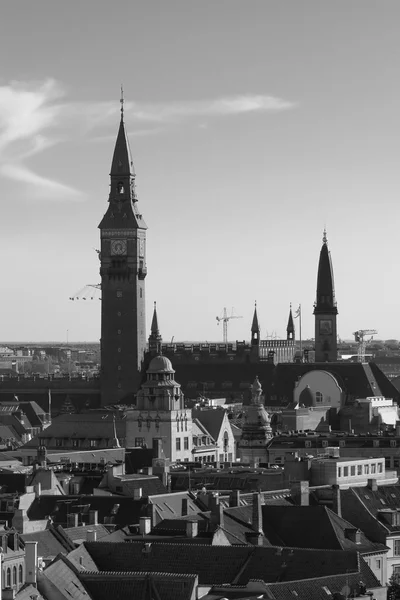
148 355 175 374
252 376 262 393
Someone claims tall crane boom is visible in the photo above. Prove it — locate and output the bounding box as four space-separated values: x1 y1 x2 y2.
216 307 243 344
353 329 378 363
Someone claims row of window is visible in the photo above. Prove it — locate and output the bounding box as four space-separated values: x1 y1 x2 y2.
338 462 383 478
4 564 23 587
46 438 102 448
176 437 189 451
304 439 398 448
193 436 212 447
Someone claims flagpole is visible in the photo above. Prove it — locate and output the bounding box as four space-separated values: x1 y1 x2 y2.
299 304 302 356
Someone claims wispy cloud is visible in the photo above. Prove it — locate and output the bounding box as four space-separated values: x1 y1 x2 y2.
0 79 295 200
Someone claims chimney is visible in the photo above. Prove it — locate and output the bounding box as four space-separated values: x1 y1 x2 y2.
34 483 41 498
229 490 240 508
133 487 142 500
67 513 79 528
209 494 224 529
8 531 19 551
153 438 163 458
186 520 198 538
86 529 97 542
331 484 342 518
181 498 188 516
139 516 152 535
146 503 156 527
290 481 309 506
25 541 38 586
252 492 263 534
396 421 400 437
367 479 378 492
89 510 98 526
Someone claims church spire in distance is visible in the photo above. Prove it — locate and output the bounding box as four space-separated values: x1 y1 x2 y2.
251 301 260 346
314 228 337 315
149 302 163 356
286 303 295 341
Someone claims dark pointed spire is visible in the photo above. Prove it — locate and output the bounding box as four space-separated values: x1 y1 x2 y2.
110 94 134 177
287 303 295 339
314 229 338 315
251 301 260 333
151 301 160 335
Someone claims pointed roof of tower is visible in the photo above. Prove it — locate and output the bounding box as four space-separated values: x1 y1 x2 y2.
314 229 338 315
110 114 134 177
251 302 260 333
287 304 294 333
151 302 160 336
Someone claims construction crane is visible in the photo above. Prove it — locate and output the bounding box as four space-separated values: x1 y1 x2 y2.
69 284 101 301
353 329 377 363
216 307 243 344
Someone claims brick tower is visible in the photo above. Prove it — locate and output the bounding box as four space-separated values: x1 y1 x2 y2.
99 95 147 405
314 230 338 362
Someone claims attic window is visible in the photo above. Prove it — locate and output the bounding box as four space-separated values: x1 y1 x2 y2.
380 499 386 505
291 592 298 597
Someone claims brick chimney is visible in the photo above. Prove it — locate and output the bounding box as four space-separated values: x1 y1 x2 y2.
133 487 142 500
86 529 97 542
331 484 342 518
252 492 263 534
290 481 309 506
89 510 98 526
25 541 38 586
367 479 378 492
209 494 224 529
139 517 152 535
186 520 198 538
67 513 79 528
229 490 240 508
345 528 361 544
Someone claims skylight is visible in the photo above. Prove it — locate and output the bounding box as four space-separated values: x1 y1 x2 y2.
322 586 332 595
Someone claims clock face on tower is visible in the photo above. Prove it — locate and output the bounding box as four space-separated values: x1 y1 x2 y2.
111 239 127 256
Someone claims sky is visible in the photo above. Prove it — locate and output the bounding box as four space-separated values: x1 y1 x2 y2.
1 1 400 344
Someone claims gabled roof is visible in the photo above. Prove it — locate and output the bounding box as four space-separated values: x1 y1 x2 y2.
260 505 386 554
118 474 167 497
341 484 400 537
63 523 111 544
83 541 364 586
148 492 199 523
79 571 197 600
21 525 75 558
192 409 229 442
40 554 89 600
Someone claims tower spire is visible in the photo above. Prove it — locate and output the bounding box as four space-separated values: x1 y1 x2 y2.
149 301 163 355
251 301 260 349
287 303 295 341
314 231 338 362
120 84 124 122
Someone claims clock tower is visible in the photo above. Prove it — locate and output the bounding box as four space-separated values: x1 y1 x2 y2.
314 230 338 362
98 96 147 405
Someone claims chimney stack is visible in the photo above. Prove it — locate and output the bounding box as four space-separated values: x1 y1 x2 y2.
139 516 152 535
86 529 97 542
290 480 309 506
67 513 79 528
89 510 98 526
133 487 143 500
252 492 263 534
367 479 378 492
25 541 38 586
229 490 240 508
209 494 224 529
186 520 198 538
396 421 400 437
332 484 342 518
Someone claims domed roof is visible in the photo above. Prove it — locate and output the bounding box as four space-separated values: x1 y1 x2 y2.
148 355 175 374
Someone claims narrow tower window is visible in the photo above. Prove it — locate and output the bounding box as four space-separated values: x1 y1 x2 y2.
118 182 124 194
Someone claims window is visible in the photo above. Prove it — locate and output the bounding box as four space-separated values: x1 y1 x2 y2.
89 439 98 448
338 467 341 478
72 439 80 448
18 564 23 584
343 466 349 477
350 466 356 476
376 559 381 569
13 566 16 585
339 440 345 447
391 440 397 448
378 463 383 473
184 437 189 450
6 568 10 587
176 438 181 451
117 290 122 298
371 464 376 474
364 465 370 475
373 440 379 448
357 465 363 475
315 392 323 403
395 540 400 556
134 437 145 447
305 440 312 448
55 438 63 447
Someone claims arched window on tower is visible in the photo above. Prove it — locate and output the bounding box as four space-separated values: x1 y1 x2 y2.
19 564 23 584
117 182 124 194
13 566 17 586
6 568 11 587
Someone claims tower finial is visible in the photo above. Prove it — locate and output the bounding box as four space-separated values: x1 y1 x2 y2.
120 84 124 121
323 227 327 244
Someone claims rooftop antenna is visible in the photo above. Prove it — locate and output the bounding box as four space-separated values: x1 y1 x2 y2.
120 84 124 120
